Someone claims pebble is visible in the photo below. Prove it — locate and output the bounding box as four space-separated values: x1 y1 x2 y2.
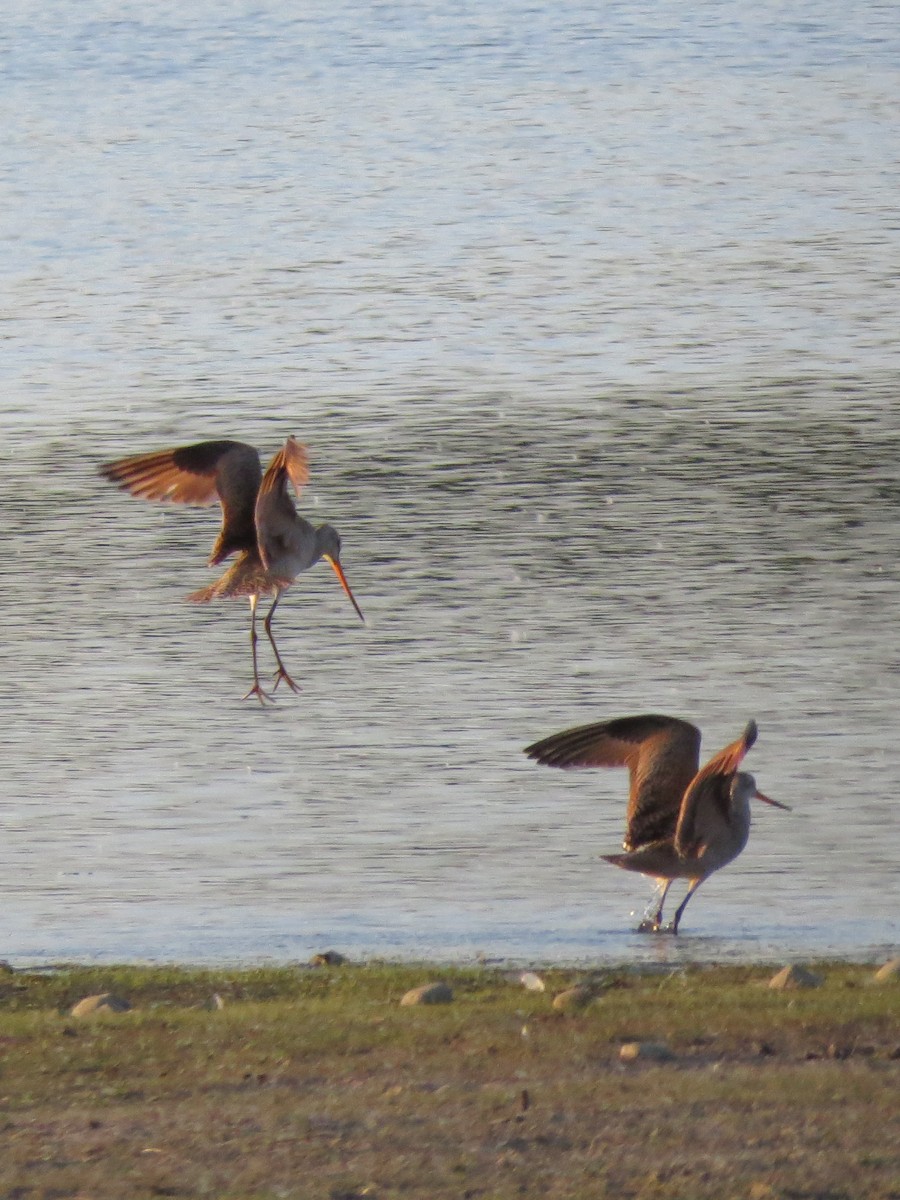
872 957 900 984
310 951 346 967
519 971 546 992
619 1041 675 1063
400 982 453 1006
551 985 596 1012
69 993 132 1018
767 964 824 990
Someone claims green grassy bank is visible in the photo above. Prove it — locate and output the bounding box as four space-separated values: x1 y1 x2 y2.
1 961 898 1199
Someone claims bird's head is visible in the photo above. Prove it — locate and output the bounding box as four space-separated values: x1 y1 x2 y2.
315 523 343 562
731 771 790 811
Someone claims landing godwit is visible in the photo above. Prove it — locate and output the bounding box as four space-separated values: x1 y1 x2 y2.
100 437 364 702
524 714 789 933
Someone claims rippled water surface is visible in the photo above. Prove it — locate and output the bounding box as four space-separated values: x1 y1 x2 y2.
2 1 899 965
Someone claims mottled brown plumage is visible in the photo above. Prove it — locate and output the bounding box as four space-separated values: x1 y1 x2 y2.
525 715 788 933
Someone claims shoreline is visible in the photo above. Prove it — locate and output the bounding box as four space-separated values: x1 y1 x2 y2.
4 942 899 973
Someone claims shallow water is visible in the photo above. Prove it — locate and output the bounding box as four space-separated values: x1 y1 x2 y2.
1 1 899 965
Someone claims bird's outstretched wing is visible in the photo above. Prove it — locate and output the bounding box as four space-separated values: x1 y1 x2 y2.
254 437 311 573
525 714 702 850
100 439 263 564
674 720 758 856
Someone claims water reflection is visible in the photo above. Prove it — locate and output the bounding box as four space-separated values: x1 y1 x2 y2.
2 389 899 962
1 1 899 961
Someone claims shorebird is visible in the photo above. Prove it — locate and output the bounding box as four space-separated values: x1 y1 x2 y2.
524 715 789 934
100 437 364 702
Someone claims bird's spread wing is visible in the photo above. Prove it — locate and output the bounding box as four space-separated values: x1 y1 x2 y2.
99 440 263 565
254 437 311 572
674 720 758 856
524 714 702 850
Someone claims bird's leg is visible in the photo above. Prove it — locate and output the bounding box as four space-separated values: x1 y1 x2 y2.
242 594 275 704
265 591 301 694
637 879 672 933
668 880 702 935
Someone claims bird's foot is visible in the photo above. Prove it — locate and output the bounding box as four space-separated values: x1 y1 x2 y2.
271 667 301 694
636 917 675 934
636 918 663 933
242 681 276 704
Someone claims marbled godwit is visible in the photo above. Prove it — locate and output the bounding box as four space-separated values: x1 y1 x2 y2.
524 715 789 933
100 437 364 702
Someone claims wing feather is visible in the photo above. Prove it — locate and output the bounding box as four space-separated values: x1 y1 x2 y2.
255 437 311 572
100 439 263 564
525 714 702 850
674 720 758 855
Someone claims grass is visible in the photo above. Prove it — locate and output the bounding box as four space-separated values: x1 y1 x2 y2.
0 961 898 1199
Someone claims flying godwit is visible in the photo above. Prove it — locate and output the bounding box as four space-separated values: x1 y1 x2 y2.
100 437 364 702
524 714 789 934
